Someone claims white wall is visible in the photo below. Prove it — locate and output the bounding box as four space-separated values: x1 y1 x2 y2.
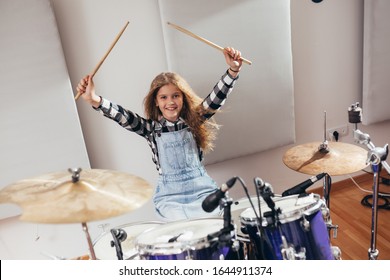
2 0 390 260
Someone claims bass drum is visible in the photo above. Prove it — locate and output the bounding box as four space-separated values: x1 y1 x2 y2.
93 221 163 260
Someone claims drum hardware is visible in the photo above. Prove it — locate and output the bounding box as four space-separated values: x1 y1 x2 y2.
327 223 339 239
348 102 390 260
318 111 330 154
110 228 127 260
280 236 306 260
206 182 239 259
206 198 236 260
0 167 153 260
93 221 163 260
323 173 332 210
254 178 283 260
331 246 342 260
250 178 277 259
301 216 310 232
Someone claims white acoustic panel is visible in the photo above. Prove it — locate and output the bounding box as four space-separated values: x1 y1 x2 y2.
159 0 295 164
0 0 90 219
362 0 390 125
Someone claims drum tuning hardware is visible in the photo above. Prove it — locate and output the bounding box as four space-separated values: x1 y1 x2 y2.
280 236 306 260
301 216 311 232
185 248 194 260
321 207 331 222
232 240 241 252
327 223 339 239
331 246 342 260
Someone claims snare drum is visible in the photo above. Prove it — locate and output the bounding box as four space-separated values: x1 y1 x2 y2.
135 218 237 260
93 221 163 260
240 194 334 260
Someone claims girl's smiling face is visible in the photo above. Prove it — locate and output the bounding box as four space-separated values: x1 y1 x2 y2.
155 84 184 122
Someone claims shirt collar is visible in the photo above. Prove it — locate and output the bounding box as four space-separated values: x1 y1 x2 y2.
159 116 184 126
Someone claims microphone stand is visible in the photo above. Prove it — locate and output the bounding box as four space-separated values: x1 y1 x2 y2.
348 102 390 260
219 196 235 247
207 195 236 258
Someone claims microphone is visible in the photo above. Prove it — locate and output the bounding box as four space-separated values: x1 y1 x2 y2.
282 173 326 197
110 228 127 242
202 177 237 213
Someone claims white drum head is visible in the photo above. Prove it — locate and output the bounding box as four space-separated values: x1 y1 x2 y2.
231 196 264 224
93 221 163 260
240 194 322 226
136 218 224 255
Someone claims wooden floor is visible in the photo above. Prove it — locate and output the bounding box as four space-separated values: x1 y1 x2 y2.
312 172 390 260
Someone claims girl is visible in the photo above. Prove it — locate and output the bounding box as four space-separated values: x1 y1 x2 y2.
77 47 242 221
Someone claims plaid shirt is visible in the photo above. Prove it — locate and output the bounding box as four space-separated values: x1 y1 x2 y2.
96 70 239 174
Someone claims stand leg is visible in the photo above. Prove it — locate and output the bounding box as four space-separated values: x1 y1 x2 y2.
368 164 381 260
82 222 96 260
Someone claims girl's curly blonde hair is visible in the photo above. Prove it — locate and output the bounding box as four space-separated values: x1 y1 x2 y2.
144 72 219 153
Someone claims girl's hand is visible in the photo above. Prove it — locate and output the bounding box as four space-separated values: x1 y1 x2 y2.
76 75 101 108
223 47 242 74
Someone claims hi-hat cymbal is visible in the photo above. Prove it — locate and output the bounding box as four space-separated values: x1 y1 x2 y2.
0 168 153 224
283 142 369 176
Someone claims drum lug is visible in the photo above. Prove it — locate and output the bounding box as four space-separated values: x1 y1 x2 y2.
301 216 311 232
280 236 307 260
321 206 331 222
327 221 339 239
331 246 342 260
185 248 194 260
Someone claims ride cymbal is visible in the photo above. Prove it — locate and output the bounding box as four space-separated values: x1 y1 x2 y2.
283 142 369 176
0 168 153 224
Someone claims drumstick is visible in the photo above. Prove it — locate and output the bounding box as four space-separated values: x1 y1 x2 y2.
167 22 252 65
75 21 130 101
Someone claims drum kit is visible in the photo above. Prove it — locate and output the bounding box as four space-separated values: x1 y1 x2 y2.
0 104 388 260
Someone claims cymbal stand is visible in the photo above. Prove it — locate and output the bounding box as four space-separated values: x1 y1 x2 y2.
82 222 97 260
322 173 331 209
317 111 339 239
68 168 97 260
318 111 330 154
319 111 331 209
354 131 389 260
348 103 390 260
322 173 339 239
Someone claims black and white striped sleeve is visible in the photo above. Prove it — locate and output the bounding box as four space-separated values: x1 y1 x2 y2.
201 70 239 119
95 97 153 137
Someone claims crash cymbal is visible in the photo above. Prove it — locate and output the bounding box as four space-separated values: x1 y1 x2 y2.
283 141 369 176
0 168 153 224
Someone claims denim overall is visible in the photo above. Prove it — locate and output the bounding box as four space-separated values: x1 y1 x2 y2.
153 128 220 221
